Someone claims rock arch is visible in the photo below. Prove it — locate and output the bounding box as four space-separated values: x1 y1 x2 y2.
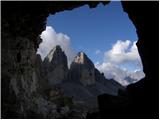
2 1 158 118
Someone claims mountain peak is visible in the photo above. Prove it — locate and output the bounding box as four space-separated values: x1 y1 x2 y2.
55 45 62 51
73 51 91 65
43 45 68 85
70 51 96 86
47 45 63 62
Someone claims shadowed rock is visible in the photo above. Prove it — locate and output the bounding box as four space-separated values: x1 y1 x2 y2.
43 45 69 86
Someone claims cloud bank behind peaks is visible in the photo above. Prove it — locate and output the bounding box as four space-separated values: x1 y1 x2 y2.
95 62 145 86
95 40 145 86
37 26 76 65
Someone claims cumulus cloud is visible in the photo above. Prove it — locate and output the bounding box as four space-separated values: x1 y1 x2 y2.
37 26 76 65
105 40 142 67
95 40 145 86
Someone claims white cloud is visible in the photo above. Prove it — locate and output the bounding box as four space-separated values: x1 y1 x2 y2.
105 40 142 66
95 40 145 86
37 26 76 65
95 49 101 55
95 62 145 86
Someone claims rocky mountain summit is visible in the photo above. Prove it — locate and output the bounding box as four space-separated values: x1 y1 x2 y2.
43 45 68 86
69 52 95 86
40 45 125 108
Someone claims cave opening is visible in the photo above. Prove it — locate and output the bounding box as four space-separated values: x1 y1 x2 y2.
2 1 158 119
37 1 145 86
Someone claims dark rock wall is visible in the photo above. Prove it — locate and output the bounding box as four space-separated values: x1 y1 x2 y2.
96 2 159 119
35 54 49 92
2 1 158 118
122 1 159 81
2 1 109 118
122 1 159 118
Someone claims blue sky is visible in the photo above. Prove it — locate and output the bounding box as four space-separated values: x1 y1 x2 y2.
37 1 145 85
46 1 138 69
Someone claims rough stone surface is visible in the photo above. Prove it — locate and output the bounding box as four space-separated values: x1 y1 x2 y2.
35 54 48 92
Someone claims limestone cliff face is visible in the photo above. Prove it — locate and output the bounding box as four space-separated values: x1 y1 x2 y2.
70 52 95 86
42 48 124 108
43 45 69 86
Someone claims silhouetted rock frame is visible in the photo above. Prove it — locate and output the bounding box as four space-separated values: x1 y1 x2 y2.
2 1 159 118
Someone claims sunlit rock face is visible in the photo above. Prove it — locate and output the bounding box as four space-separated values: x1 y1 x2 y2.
43 45 69 85
70 52 95 86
